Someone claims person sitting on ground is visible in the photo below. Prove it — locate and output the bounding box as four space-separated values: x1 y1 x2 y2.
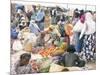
62 45 85 67
11 53 37 74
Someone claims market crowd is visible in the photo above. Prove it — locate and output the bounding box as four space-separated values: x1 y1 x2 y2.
11 4 96 74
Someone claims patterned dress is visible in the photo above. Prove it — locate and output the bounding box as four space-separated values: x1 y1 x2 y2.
80 32 96 62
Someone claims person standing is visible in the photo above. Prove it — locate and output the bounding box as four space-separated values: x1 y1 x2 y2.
29 20 40 36
73 10 85 53
36 7 45 31
44 9 51 28
79 12 96 62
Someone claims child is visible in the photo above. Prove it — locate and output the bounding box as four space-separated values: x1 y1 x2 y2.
62 45 85 67
11 53 37 74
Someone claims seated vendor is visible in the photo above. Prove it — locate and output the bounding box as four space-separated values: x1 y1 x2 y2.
62 45 85 67
11 53 37 74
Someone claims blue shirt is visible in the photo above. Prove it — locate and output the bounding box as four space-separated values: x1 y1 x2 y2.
11 27 19 39
36 10 45 22
29 23 40 35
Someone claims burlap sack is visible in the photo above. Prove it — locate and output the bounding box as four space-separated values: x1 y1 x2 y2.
24 42 32 52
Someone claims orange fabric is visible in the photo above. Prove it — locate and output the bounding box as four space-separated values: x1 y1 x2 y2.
39 47 56 57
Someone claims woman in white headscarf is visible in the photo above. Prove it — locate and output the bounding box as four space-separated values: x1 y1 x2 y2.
79 12 96 62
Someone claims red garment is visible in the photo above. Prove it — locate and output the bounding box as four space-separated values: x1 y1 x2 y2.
80 15 85 23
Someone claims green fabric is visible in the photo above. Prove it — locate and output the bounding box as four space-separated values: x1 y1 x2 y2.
39 58 52 73
40 66 50 73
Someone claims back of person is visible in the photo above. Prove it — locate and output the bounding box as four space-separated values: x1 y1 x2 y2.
63 53 79 67
62 45 85 67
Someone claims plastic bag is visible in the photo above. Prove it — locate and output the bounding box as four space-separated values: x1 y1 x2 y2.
12 40 23 51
